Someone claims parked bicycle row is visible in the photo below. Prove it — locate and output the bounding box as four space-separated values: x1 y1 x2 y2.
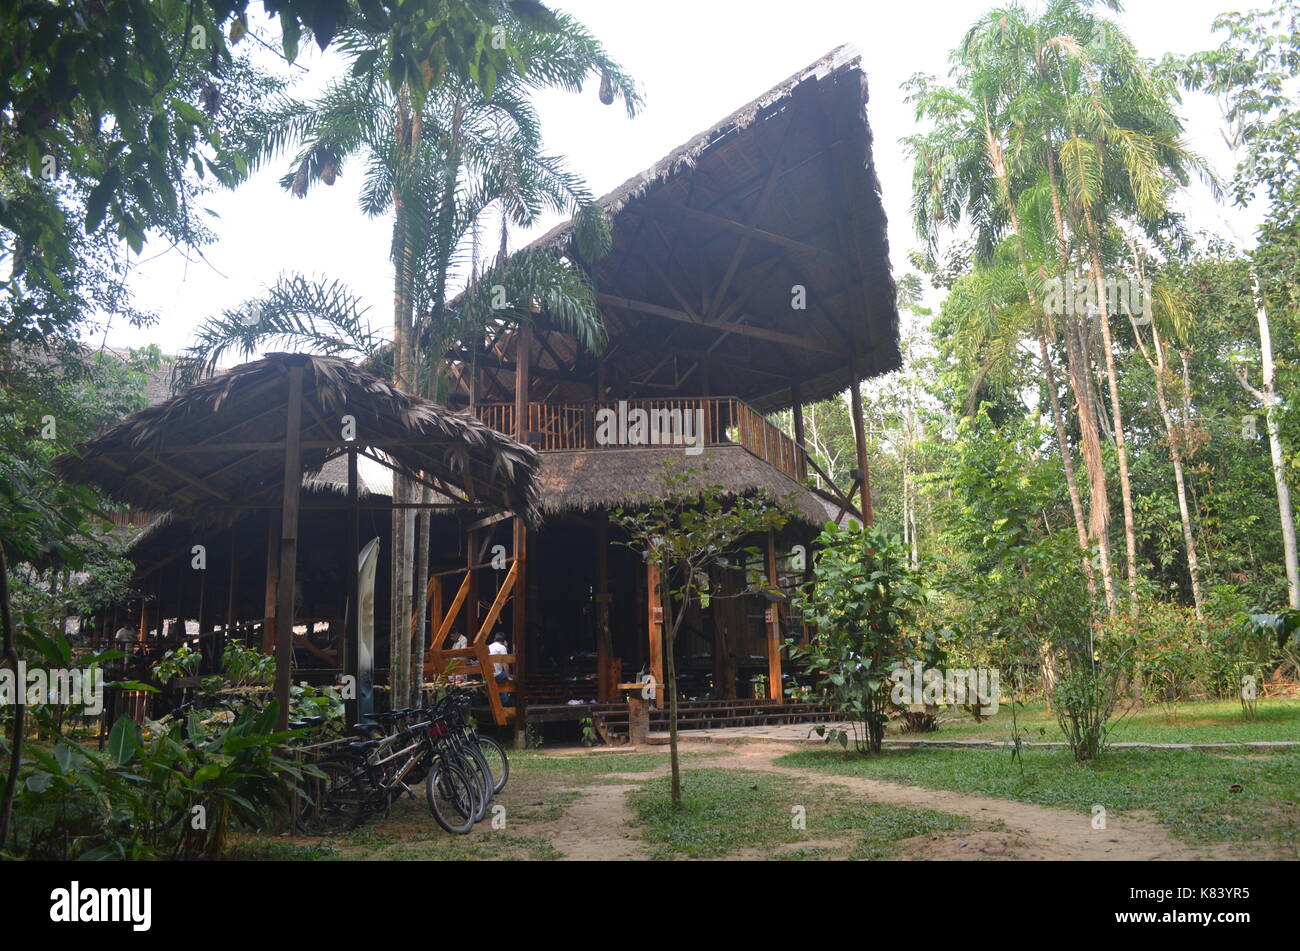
296 687 508 836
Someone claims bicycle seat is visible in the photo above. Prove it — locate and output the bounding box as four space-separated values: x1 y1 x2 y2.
347 722 380 738
347 739 380 753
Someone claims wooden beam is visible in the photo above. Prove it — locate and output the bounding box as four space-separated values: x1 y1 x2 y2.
848 355 874 525
261 510 278 653
707 109 799 319
596 514 613 703
647 200 842 263
434 571 472 647
646 559 664 706
598 293 837 356
790 380 806 450
765 530 784 704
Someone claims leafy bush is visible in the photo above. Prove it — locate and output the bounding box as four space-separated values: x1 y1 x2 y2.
791 522 930 754
8 701 310 860
218 641 275 687
152 643 201 684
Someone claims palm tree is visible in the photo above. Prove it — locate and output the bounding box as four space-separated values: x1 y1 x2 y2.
916 0 1219 618
177 11 639 706
1040 4 1215 616
905 16 1107 609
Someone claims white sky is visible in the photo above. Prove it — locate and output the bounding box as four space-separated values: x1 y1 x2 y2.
95 0 1261 358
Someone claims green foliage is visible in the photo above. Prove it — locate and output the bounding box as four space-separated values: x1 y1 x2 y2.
218 641 276 688
8 700 311 860
152 644 202 685
791 522 930 755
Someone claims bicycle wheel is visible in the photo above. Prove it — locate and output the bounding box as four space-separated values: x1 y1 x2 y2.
475 735 509 795
302 756 367 835
425 757 479 835
461 744 493 822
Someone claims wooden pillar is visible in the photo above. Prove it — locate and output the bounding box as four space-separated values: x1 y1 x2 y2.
848 355 874 525
512 322 531 748
262 510 279 653
791 380 805 448
466 528 480 647
344 448 360 725
273 365 305 731
468 337 480 411
765 530 784 703
221 525 237 671
646 560 664 706
595 514 613 702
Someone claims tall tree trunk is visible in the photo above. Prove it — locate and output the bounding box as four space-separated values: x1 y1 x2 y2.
1039 322 1099 602
992 139 1099 604
1127 304 1206 618
1084 207 1140 616
1237 285 1300 609
1045 153 1117 613
662 570 682 811
411 485 432 706
389 86 419 710
1064 306 1119 614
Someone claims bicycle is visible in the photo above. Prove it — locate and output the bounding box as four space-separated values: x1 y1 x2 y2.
301 709 483 835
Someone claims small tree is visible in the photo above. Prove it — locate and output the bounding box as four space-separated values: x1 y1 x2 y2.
791 522 929 755
612 459 788 811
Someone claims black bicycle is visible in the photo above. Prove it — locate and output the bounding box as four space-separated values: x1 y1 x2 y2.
301 707 484 835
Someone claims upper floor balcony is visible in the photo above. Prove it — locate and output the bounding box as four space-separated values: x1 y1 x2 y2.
472 396 807 484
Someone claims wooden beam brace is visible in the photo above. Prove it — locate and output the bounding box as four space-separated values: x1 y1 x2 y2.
598 293 837 356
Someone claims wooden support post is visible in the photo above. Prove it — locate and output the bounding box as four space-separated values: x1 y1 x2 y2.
595 514 613 702
466 528 480 643
344 448 360 725
848 355 874 525
791 380 805 450
765 530 784 704
221 525 237 672
646 560 664 706
627 694 648 746
273 365 304 731
262 510 279 652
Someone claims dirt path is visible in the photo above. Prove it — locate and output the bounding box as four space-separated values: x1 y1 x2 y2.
704 743 1246 860
551 782 650 860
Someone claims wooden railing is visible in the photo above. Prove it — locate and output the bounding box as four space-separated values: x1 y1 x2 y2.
473 397 807 483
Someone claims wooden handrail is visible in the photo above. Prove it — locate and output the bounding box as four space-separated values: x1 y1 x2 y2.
472 396 807 482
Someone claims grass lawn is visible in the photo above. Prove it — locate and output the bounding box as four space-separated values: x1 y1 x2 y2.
777 745 1300 855
627 767 969 860
905 698 1300 745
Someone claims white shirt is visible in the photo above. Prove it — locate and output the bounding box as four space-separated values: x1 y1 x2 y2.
488 641 508 676
452 634 467 650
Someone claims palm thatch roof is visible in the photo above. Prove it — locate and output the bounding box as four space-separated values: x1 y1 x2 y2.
535 446 830 528
54 352 541 526
455 45 899 413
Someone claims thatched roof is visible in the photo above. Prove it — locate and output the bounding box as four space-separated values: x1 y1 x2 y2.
535 446 829 529
54 352 541 526
455 45 899 413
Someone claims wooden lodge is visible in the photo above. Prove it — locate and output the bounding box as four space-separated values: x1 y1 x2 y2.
59 47 900 742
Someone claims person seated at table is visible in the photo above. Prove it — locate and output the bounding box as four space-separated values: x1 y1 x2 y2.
447 630 469 683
